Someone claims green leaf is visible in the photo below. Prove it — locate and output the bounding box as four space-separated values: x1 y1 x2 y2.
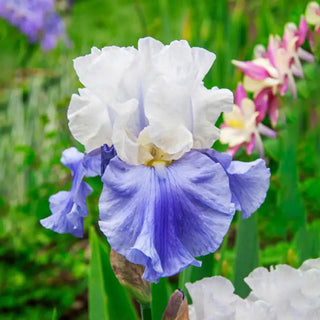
178 253 214 301
51 308 57 320
151 278 171 320
294 226 320 264
234 214 259 298
89 227 138 320
277 105 307 232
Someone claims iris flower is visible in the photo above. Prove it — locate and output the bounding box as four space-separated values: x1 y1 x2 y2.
186 258 320 320
41 37 270 282
220 83 276 157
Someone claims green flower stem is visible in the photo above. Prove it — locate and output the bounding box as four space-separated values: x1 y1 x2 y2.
140 302 152 320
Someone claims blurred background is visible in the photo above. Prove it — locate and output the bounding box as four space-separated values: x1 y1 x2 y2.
0 0 319 319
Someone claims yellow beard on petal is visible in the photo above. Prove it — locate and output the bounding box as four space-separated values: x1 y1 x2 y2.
143 145 173 167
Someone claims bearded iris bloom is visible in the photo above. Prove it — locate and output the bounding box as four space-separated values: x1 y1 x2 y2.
41 37 270 282
186 258 320 320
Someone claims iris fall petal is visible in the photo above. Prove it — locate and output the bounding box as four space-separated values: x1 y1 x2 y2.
99 150 236 282
41 148 99 237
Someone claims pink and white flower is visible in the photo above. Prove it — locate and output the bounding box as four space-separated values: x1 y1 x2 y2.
233 17 313 127
232 56 281 98
220 83 276 157
283 17 314 79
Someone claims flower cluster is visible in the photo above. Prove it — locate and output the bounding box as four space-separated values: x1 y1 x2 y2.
186 258 320 320
0 0 69 50
221 4 316 157
41 37 270 282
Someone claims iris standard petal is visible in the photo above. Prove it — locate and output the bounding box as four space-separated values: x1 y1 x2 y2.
68 88 113 153
99 150 235 282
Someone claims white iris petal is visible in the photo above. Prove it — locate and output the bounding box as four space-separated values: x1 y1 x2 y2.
68 37 233 165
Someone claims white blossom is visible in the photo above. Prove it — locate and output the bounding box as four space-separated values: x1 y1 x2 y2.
68 37 233 165
186 258 320 320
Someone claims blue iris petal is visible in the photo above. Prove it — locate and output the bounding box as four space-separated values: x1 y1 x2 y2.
83 148 102 177
200 149 270 218
100 144 117 175
98 150 236 282
41 147 99 237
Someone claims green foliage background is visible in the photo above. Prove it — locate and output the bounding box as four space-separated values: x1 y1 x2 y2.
0 0 319 319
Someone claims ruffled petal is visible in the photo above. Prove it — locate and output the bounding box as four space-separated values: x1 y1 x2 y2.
73 46 137 104
192 85 233 148
68 88 113 152
41 189 90 238
69 38 232 164
40 148 93 237
186 276 242 320
99 150 235 282
152 39 215 86
139 123 193 161
225 159 270 218
200 149 270 218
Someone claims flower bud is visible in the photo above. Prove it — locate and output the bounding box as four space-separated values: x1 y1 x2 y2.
162 289 189 320
110 249 151 304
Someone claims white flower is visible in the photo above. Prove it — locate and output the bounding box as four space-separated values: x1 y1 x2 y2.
186 258 320 320
186 276 273 320
68 37 233 165
306 2 320 30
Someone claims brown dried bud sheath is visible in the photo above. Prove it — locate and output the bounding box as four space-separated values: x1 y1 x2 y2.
162 289 189 320
110 249 151 304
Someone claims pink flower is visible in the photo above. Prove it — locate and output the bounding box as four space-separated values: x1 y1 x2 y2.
233 34 295 99
254 87 280 127
220 83 276 157
266 35 296 97
283 17 314 79
232 57 281 97
233 16 313 126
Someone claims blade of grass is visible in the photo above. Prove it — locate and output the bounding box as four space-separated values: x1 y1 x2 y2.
151 278 171 320
294 226 320 264
89 227 138 320
233 213 259 298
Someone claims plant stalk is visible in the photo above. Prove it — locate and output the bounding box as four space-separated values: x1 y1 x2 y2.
140 302 152 320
